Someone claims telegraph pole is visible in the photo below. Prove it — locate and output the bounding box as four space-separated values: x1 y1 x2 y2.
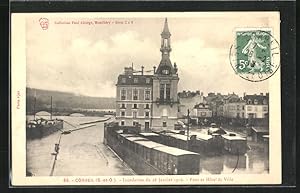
50 96 53 120
187 109 190 150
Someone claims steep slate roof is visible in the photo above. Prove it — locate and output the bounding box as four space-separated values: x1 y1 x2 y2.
251 126 269 133
116 74 153 86
178 91 200 98
194 103 210 109
156 57 176 75
244 94 269 105
227 97 245 103
156 18 176 75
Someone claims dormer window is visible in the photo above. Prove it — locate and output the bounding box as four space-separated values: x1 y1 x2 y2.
247 99 252 104
134 78 138 83
146 78 150 84
263 99 267 105
254 99 258 105
121 77 126 83
162 69 169 75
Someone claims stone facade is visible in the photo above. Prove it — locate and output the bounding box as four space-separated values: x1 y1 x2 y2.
115 18 179 131
151 18 179 130
115 69 153 131
244 93 269 119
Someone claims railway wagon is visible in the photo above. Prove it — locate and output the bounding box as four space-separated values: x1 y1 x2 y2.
190 133 224 155
120 133 200 175
222 134 247 155
150 131 223 155
159 132 189 150
139 132 161 142
104 126 200 175
137 140 200 175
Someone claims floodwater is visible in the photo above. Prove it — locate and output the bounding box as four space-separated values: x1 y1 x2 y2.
26 116 269 176
26 115 134 176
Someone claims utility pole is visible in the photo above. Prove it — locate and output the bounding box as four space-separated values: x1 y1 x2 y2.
33 96 36 120
50 96 53 120
187 109 190 150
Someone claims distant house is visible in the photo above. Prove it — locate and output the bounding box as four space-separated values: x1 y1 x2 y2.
216 100 224 117
249 126 269 142
178 90 204 117
244 93 269 119
193 103 212 117
223 95 245 119
205 92 238 117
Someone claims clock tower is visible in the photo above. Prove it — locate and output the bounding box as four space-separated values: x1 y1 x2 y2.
152 18 179 130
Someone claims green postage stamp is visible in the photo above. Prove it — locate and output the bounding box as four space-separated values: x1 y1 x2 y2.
230 29 280 82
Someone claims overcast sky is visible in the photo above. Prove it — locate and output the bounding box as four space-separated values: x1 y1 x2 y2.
26 13 278 97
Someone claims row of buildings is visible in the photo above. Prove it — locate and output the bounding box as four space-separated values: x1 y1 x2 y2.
115 18 269 131
179 91 269 120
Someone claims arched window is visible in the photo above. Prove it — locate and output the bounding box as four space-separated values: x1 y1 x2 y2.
164 39 168 47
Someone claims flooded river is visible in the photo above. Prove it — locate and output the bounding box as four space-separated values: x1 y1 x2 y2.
26 115 134 176
26 116 268 176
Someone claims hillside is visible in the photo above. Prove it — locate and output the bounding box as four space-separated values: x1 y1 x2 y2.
26 88 116 114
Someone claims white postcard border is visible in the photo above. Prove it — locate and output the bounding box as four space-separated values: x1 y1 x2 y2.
11 12 281 186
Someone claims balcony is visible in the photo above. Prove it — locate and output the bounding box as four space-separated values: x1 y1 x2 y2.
155 98 179 107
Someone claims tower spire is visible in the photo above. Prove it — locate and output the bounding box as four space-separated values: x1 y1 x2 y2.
160 18 172 57
161 18 171 38
156 18 176 75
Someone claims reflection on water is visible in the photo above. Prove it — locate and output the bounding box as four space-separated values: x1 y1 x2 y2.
26 115 269 175
26 115 134 176
200 148 269 174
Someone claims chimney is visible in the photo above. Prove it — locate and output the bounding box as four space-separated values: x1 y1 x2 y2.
243 92 246 97
196 90 200 95
124 67 133 75
260 93 263 96
141 66 144 75
153 66 156 74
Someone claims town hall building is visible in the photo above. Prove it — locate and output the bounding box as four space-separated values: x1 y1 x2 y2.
115 18 179 131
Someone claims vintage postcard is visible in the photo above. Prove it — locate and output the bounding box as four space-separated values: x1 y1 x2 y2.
11 12 281 186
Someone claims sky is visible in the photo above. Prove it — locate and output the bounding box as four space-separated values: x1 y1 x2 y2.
26 13 279 97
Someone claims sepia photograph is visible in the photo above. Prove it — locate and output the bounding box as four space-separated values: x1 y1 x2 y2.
11 12 281 185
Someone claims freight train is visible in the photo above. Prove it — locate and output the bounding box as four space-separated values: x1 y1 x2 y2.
104 124 201 175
